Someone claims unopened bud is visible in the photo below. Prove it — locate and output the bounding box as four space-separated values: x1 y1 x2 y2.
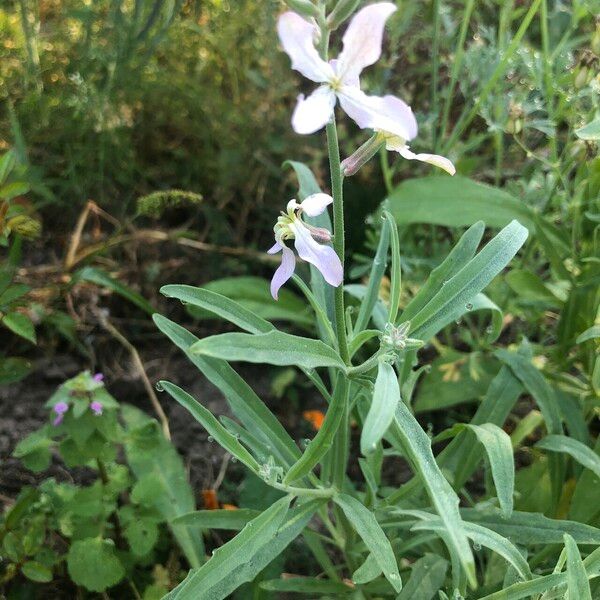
285 0 319 18
341 134 385 176
7 215 41 239
327 0 361 30
506 102 524 135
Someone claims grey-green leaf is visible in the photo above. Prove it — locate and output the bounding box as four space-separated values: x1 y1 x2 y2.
564 533 592 600
334 493 402 592
536 435 600 479
160 381 260 473
190 330 345 370
361 361 400 456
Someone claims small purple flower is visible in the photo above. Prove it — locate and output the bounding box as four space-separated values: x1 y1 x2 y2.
268 194 343 299
90 401 103 416
92 373 104 383
53 401 69 426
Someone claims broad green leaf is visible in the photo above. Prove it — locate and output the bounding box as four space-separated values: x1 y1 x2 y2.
21 561 53 583
160 381 260 473
564 533 592 600
166 496 291 599
334 493 402 592
260 578 353 593
354 216 390 333
407 221 528 342
153 315 301 467
161 285 273 334
284 375 347 484
413 349 499 413
74 266 154 315
387 176 536 229
190 330 346 370
67 538 125 592
387 402 476 588
401 221 484 323
124 518 159 557
0 283 29 306
122 405 205 568
0 181 29 200
0 357 32 385
396 554 448 600
575 118 600 140
505 269 564 305
435 423 514 517
536 435 600 479
2 311 36 343
172 509 260 530
461 508 600 545
361 361 400 455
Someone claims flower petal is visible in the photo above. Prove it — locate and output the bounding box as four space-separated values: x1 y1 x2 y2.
395 145 456 175
268 241 283 254
271 245 296 299
300 193 333 216
337 86 418 140
291 221 343 287
277 12 334 83
292 86 336 134
336 2 397 82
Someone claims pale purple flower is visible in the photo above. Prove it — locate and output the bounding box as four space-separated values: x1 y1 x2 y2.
278 3 455 174
53 401 69 426
90 401 103 416
268 193 343 299
92 373 104 383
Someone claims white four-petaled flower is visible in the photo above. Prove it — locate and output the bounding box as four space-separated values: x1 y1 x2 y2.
268 193 343 299
278 2 455 174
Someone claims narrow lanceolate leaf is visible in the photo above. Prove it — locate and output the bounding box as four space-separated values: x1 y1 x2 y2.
161 285 274 334
395 554 448 600
171 509 260 530
495 350 562 434
382 211 401 323
408 220 528 341
166 496 291 600
259 578 353 594
361 361 400 456
536 435 600 479
334 494 402 593
284 375 347 484
165 499 324 600
461 508 600 545
564 533 593 600
387 402 476 588
153 315 301 467
411 517 531 581
353 217 390 333
435 423 514 518
160 381 260 473
190 330 346 370
401 221 485 323
352 553 382 585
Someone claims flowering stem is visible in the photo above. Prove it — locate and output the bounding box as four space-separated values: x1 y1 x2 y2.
326 118 350 365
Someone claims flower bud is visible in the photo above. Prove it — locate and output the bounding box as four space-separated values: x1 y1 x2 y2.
284 0 319 19
341 134 385 176
6 215 41 239
327 0 361 30
506 101 524 135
